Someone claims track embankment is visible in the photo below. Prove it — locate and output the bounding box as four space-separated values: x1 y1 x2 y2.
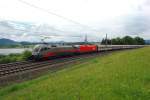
0 48 140 86
0 51 110 86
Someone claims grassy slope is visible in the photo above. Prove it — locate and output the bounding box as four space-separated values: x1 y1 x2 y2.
0 47 150 100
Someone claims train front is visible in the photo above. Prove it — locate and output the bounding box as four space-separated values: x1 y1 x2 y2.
30 45 43 60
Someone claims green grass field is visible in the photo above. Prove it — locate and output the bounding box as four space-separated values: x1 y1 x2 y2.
0 47 150 100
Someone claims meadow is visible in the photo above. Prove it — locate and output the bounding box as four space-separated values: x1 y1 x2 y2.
0 47 150 100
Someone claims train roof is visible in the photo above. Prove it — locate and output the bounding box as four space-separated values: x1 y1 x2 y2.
34 44 80 48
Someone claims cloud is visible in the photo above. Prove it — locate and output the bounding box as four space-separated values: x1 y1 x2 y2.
0 0 150 41
121 14 150 34
0 20 87 42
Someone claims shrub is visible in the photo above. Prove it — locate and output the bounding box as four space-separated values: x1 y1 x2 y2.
0 50 32 64
22 50 32 60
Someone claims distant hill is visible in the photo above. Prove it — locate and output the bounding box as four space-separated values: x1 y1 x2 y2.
20 41 32 45
0 38 19 45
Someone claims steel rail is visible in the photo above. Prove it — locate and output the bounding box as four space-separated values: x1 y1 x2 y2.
0 52 103 77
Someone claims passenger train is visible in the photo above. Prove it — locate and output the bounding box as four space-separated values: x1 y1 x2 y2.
30 43 143 60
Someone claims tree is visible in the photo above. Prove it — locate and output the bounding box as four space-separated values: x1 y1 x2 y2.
22 50 32 60
122 36 134 45
111 37 123 45
134 37 145 45
101 35 145 45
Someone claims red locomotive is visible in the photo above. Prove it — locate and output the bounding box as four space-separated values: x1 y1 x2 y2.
31 44 98 60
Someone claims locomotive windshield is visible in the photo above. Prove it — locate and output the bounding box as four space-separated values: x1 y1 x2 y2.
33 44 50 52
40 47 49 51
33 45 41 52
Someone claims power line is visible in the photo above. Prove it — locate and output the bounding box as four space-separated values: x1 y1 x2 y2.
12 29 79 37
17 0 98 32
6 27 82 37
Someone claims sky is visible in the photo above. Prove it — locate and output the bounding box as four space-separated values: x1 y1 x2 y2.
0 0 150 42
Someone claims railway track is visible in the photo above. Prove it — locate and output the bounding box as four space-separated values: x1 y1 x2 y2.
0 48 142 86
0 51 106 78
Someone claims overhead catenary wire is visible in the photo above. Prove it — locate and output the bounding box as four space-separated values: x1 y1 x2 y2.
7 28 82 37
17 0 99 33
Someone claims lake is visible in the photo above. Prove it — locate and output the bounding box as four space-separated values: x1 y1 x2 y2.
0 48 32 55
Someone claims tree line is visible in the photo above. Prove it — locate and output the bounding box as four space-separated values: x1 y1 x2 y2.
101 36 145 45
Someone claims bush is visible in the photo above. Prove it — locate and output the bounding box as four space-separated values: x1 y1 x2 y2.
0 50 32 64
0 57 11 63
22 50 32 60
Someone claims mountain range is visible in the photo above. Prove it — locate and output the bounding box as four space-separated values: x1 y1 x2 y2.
0 38 33 46
0 38 18 45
